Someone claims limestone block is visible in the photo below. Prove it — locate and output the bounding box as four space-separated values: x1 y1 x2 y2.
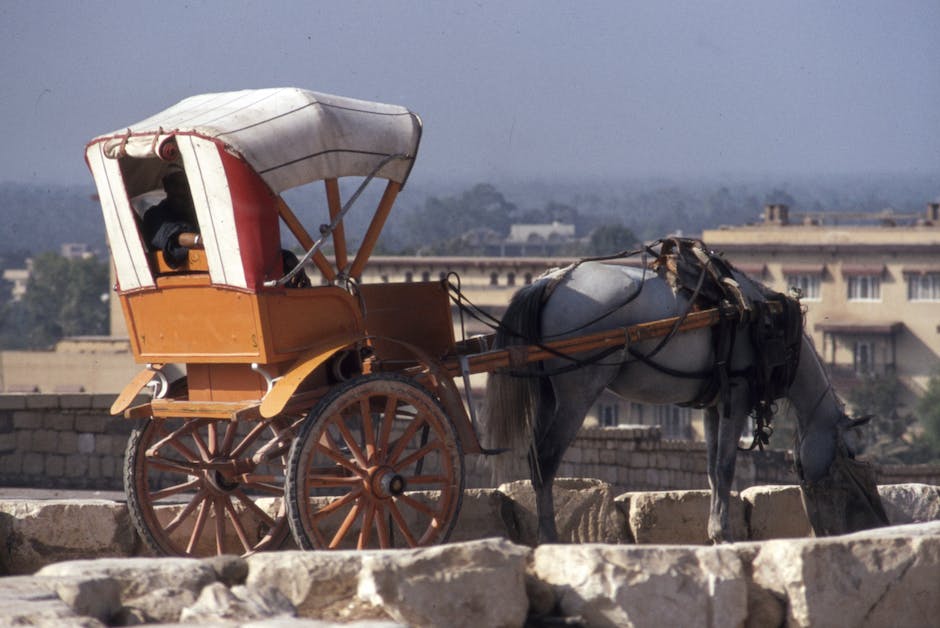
741 484 812 540
449 488 514 542
532 544 748 628
752 521 940 628
123 586 197 624
179 582 296 623
38 556 217 601
498 477 628 546
618 489 747 544
247 549 379 621
36 574 122 623
878 483 940 524
0 575 104 627
358 538 530 628
0 499 138 574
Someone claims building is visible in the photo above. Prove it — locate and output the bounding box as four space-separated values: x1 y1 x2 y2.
702 203 940 409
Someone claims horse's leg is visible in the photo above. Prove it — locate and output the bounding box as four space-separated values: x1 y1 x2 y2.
705 386 750 543
530 371 610 544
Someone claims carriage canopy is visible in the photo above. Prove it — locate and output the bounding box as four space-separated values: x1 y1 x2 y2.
86 88 422 292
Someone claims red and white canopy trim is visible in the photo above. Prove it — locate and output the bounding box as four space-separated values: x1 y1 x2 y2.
86 88 421 293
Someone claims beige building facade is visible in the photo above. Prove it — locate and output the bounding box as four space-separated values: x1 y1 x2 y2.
703 203 940 408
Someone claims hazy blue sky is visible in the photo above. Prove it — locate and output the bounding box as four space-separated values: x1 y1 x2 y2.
2 1 938 187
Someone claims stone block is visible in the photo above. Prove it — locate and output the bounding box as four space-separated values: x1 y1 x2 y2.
0 500 138 574
32 429 60 454
13 410 43 429
45 454 65 477
0 432 15 454
77 433 95 455
42 412 74 431
39 555 216 601
22 452 44 475
65 453 90 478
0 575 94 625
358 538 529 628
75 415 107 434
741 484 811 540
0 395 27 410
0 451 23 475
878 483 940 525
618 489 747 544
0 414 14 433
25 395 59 410
55 430 79 454
532 544 748 628
449 488 513 543
56 394 94 410
498 477 628 546
752 521 940 628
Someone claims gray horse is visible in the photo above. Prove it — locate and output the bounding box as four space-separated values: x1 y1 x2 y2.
483 256 888 543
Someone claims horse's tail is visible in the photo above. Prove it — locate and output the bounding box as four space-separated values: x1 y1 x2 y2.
481 278 551 453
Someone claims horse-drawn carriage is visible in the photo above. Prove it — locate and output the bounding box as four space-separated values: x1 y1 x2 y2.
88 88 887 557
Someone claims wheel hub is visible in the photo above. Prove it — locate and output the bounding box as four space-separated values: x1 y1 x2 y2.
369 466 406 499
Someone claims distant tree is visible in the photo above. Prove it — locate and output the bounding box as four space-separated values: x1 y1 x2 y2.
584 224 639 256
846 373 935 463
403 184 516 252
0 253 109 350
916 371 940 454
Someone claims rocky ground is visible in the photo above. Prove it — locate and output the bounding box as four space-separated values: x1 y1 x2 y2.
0 481 937 627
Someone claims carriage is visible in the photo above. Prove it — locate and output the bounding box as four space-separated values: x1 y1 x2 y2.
88 88 886 556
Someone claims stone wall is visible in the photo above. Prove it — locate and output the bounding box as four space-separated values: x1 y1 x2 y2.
0 394 137 490
1 393 939 492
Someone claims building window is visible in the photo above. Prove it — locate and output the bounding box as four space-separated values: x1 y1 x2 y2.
786 274 821 301
404 271 413 283
854 341 875 375
489 272 499 286
507 272 516 287
524 272 533 285
380 274 389 283
908 273 940 301
421 271 431 282
600 404 619 427
652 405 690 439
847 275 881 301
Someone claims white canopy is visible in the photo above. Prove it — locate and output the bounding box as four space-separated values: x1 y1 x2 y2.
87 88 422 194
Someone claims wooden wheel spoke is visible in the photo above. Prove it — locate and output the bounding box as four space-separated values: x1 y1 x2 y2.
396 492 438 518
330 416 369 469
232 489 277 528
330 500 362 549
358 398 377 462
402 475 450 487
213 497 226 555
207 422 219 457
310 488 363 520
229 421 272 459
387 414 429 466
150 477 201 501
387 500 418 547
307 473 361 488
151 422 203 462
146 455 202 476
186 496 211 555
376 394 398 464
393 439 443 472
238 476 285 495
358 500 376 549
315 437 365 477
373 501 392 548
221 497 253 554
218 420 238 456
165 487 209 535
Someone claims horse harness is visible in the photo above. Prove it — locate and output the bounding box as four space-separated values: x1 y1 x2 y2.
650 238 804 449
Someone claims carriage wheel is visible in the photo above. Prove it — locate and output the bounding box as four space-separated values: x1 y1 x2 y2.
286 374 464 550
124 415 295 557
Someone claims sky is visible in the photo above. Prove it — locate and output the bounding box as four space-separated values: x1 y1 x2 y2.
1 1 938 188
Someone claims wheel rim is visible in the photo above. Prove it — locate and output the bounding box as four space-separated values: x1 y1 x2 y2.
287 375 464 550
125 416 296 557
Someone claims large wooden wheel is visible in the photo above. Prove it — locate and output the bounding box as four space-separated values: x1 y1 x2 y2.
286 374 464 550
124 415 297 557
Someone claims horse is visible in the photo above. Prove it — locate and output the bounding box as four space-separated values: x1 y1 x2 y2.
482 244 889 543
